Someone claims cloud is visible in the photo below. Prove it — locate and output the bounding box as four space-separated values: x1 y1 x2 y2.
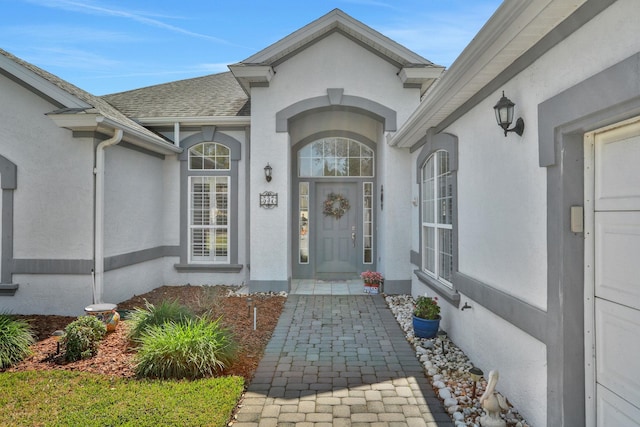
1 24 140 44
22 0 232 44
21 47 121 70
378 5 500 66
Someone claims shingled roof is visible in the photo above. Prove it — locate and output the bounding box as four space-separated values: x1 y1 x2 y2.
102 72 250 119
0 48 168 144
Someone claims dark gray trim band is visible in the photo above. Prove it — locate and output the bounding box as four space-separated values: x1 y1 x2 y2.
454 272 547 343
104 246 180 271
0 155 17 286
276 89 397 132
12 259 94 275
11 246 181 275
432 0 618 136
174 264 243 273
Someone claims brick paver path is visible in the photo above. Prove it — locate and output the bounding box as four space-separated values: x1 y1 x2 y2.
234 295 453 426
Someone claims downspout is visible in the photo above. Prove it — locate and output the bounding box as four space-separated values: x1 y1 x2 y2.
93 129 123 304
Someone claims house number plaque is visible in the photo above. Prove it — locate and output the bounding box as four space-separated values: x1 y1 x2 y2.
259 191 278 208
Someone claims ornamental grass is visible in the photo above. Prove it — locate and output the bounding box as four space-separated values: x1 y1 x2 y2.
0 314 35 368
127 299 195 342
134 317 237 379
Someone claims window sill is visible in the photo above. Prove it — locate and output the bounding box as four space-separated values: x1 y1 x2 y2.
0 284 19 296
174 264 243 273
414 270 460 307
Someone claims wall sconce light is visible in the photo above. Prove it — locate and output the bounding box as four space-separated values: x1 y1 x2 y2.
264 163 272 182
493 91 524 137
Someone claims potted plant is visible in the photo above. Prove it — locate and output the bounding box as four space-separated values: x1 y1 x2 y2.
360 270 384 294
412 295 441 338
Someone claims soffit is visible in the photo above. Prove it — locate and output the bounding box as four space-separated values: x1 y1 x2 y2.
389 0 588 147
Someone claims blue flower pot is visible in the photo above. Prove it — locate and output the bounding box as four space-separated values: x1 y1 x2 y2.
412 315 441 339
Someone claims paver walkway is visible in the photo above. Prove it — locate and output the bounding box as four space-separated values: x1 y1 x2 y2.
234 294 453 426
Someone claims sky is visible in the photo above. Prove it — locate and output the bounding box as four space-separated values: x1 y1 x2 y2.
0 0 503 96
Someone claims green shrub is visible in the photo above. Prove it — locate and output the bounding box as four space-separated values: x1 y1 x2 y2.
0 314 35 368
62 316 106 362
134 317 237 379
128 299 195 341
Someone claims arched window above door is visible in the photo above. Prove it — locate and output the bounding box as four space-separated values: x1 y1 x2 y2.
298 137 374 177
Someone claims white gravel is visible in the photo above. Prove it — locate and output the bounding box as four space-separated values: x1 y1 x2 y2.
385 294 531 427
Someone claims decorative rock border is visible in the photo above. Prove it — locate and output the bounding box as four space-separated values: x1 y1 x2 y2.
385 294 531 427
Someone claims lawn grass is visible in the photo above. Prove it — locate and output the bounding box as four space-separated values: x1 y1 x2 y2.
0 370 244 426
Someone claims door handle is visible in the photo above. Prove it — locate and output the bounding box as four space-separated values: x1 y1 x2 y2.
351 232 356 247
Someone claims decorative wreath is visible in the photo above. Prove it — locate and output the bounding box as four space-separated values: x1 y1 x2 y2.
323 192 350 219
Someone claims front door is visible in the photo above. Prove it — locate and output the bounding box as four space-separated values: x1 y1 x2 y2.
314 182 359 279
585 118 640 427
293 136 376 279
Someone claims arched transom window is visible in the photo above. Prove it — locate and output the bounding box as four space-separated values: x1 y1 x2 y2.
189 142 230 170
298 137 374 177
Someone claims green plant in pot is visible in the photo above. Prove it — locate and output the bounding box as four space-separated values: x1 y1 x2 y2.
412 295 441 339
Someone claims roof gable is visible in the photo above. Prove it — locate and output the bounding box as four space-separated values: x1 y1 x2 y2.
242 9 434 68
229 9 444 95
0 48 179 154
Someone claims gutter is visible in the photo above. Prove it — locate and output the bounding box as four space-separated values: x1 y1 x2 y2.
93 128 123 304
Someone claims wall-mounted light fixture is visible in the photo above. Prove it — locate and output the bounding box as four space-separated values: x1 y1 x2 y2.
264 163 272 182
493 91 524 137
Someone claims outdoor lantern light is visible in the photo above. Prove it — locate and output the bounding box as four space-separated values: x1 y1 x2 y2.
264 163 272 182
493 91 524 137
437 330 447 355
52 330 64 354
469 366 484 398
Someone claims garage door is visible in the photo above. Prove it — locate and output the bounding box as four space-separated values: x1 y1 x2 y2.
588 119 640 426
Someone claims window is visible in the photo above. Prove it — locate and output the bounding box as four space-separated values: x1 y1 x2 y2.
186 142 232 265
189 176 229 263
363 182 373 263
189 142 230 170
298 137 374 177
421 151 453 286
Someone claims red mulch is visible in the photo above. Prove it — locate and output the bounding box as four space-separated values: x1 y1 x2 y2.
4 285 286 382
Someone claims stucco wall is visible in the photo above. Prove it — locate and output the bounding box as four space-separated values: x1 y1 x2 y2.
2 75 94 260
104 144 166 255
410 1 640 425
249 31 422 286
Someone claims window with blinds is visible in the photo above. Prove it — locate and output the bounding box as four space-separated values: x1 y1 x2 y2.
189 176 229 263
421 150 453 286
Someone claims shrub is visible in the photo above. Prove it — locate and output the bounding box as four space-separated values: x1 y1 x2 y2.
134 317 237 379
62 316 106 362
0 314 35 368
128 300 195 341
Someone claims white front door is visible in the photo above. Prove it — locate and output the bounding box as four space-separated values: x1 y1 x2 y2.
585 118 640 427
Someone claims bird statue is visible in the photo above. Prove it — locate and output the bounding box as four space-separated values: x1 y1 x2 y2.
479 370 509 427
